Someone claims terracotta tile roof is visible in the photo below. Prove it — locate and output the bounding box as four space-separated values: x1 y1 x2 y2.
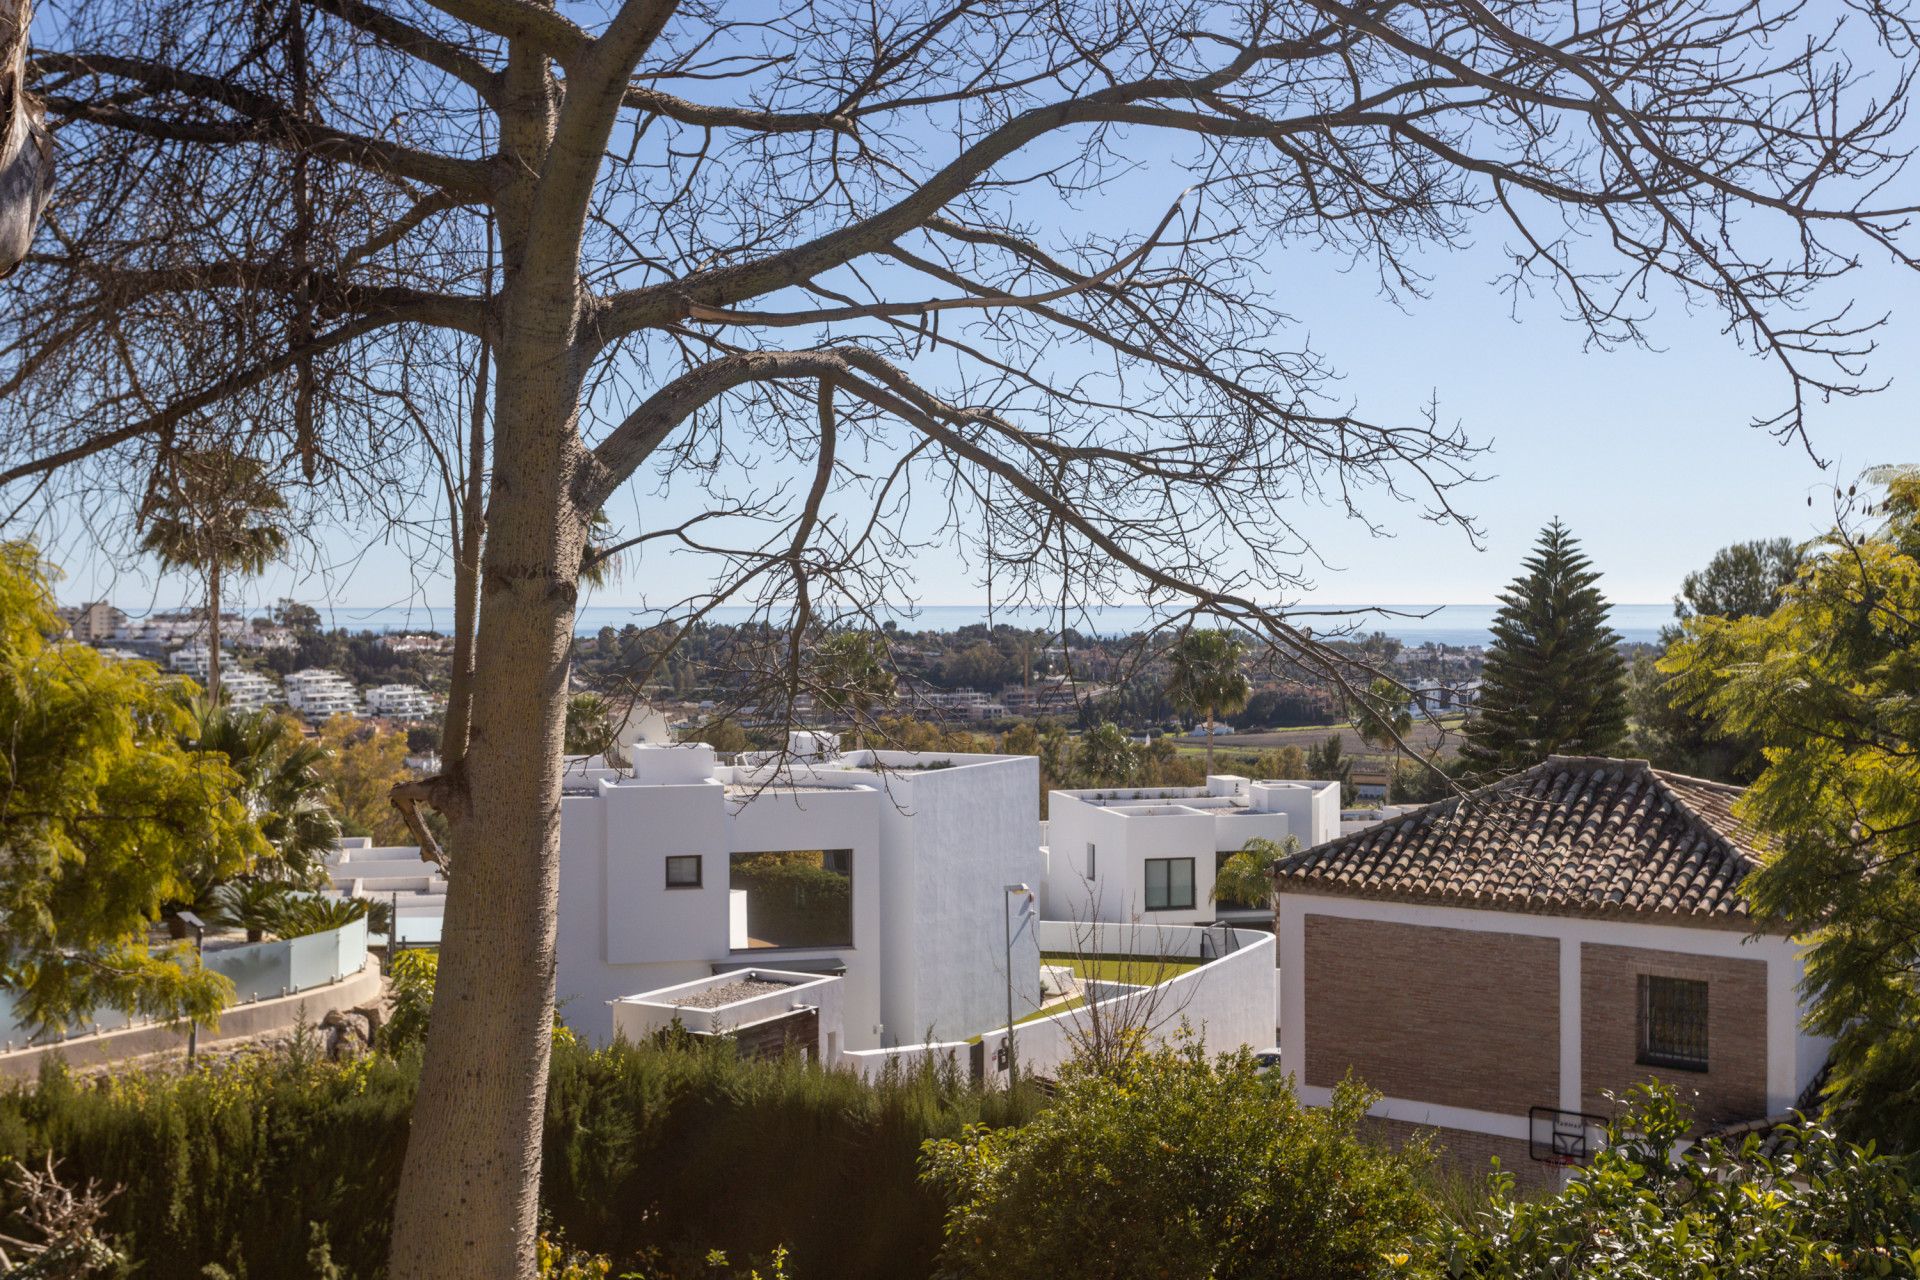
1272 756 1771 930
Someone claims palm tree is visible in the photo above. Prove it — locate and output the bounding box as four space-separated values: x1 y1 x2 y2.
1352 677 1415 801
183 698 338 885
1164 629 1252 773
1075 721 1138 787
140 449 288 701
811 630 897 748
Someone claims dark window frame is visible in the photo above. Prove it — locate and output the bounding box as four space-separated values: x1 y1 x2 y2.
1144 857 1196 911
664 855 703 889
1638 974 1710 1072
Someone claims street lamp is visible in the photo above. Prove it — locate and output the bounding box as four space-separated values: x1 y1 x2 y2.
1002 883 1031 1086
178 911 206 1061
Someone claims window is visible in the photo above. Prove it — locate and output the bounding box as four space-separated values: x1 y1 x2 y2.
664 855 702 889
1144 857 1195 911
730 849 854 949
1085 842 1097 880
1639 975 1709 1071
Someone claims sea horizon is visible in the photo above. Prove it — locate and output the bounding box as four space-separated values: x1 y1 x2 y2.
88 600 1680 648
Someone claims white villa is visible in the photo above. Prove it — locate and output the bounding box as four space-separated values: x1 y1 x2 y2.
555 733 1043 1050
364 683 436 720
284 668 361 722
1041 776 1340 925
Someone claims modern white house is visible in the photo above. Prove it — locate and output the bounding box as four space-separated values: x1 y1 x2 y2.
364 683 436 720
283 668 361 722
1041 775 1340 925
221 669 281 713
167 643 218 678
556 733 1044 1050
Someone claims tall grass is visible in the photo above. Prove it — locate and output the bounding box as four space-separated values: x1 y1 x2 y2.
0 1030 1042 1279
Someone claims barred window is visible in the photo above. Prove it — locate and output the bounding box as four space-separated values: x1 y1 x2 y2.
1639 975 1709 1071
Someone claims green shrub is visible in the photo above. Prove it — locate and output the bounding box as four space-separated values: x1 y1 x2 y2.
0 1034 1039 1280
921 1036 1440 1279
1443 1083 1920 1277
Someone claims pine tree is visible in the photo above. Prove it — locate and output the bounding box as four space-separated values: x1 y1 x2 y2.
1461 520 1628 777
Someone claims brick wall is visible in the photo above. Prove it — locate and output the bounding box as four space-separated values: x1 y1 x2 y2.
1364 1117 1561 1192
1579 943 1767 1131
1303 915 1559 1115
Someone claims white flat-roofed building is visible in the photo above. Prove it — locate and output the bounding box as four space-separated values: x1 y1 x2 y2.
221 669 280 713
1041 775 1341 925
555 732 1043 1050
364 683 435 720
169 644 216 678
284 668 361 722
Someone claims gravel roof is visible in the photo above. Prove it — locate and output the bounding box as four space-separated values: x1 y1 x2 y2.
672 977 791 1009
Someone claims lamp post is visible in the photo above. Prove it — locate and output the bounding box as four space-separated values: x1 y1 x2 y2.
178 911 206 1061
1002 883 1030 1086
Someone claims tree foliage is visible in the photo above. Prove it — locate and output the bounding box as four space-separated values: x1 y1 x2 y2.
136 449 288 701
922 1038 1438 1280
1663 472 1920 1150
810 632 898 748
1444 1083 1920 1278
0 543 265 1032
312 715 413 845
1461 521 1627 778
1212 836 1297 909
179 701 338 886
1628 537 1807 782
1165 630 1252 772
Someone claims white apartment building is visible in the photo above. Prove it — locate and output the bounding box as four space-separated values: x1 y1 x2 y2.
364 683 436 720
168 644 216 678
221 669 281 713
283 668 361 722
556 734 1044 1050
1042 775 1341 925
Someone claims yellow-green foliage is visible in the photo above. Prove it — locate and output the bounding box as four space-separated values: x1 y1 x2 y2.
1663 472 1920 1149
0 542 266 1032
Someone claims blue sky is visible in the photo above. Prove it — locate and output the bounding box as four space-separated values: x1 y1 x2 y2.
47 11 1920 619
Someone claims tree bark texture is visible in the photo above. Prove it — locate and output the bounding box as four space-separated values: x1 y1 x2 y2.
0 0 50 278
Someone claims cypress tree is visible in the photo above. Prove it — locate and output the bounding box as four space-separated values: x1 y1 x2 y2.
1460 520 1628 777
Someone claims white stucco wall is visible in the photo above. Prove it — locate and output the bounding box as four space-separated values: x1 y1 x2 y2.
976 925 1276 1084
554 746 1043 1051
612 969 845 1061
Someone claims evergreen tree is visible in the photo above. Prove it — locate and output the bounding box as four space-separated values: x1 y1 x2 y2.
1461 520 1628 777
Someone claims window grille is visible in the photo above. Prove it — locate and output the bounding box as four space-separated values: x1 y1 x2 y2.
1639 975 1709 1071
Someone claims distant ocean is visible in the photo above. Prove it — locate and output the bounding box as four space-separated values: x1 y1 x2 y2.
294 601 1675 647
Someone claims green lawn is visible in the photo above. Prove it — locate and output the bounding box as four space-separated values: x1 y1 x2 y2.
1041 953 1202 985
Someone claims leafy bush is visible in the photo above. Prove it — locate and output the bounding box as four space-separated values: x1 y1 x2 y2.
1443 1083 1920 1278
0 1033 1038 1279
378 949 437 1053
921 1037 1440 1279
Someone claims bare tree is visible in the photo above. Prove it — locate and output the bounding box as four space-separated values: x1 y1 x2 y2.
2 2 1917 1276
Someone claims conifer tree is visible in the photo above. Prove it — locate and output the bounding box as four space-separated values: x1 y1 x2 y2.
1460 521 1628 777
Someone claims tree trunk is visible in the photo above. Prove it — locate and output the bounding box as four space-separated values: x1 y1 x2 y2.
1204 705 1215 774
206 562 222 703
0 0 52 279
386 330 585 1280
